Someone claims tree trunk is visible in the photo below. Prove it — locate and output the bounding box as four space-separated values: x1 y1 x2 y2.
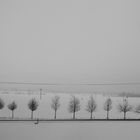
12 110 14 119
90 112 93 119
73 111 75 119
107 110 109 119
54 110 56 119
31 111 33 119
124 112 126 120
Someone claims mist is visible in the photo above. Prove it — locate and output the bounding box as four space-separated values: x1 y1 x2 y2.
0 0 140 94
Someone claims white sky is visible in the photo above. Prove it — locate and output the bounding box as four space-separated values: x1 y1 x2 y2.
0 0 140 87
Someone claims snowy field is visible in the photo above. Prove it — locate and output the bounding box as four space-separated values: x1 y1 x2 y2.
0 90 140 119
0 121 140 140
0 88 140 140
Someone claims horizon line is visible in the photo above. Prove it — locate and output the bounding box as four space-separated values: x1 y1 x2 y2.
0 81 140 86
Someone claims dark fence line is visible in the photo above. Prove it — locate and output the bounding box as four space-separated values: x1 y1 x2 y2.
0 118 140 123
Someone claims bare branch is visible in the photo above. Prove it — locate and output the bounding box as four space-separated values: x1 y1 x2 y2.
0 98 5 110
51 95 60 119
86 95 97 119
8 101 17 118
28 98 38 119
8 101 17 111
117 99 132 119
104 98 112 111
135 104 140 113
68 96 80 119
103 98 112 119
28 98 38 111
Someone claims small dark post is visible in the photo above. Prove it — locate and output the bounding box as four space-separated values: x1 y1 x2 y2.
40 89 42 100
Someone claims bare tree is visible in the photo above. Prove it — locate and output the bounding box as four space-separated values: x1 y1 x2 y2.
86 95 97 119
8 101 17 119
28 98 38 119
104 98 112 119
0 98 5 110
0 98 5 118
51 95 60 119
68 96 80 119
118 99 132 119
134 104 140 119
135 104 140 116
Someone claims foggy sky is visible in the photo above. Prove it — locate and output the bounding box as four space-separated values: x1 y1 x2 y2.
0 0 140 85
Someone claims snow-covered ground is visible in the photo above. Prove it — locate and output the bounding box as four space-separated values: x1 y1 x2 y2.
1 121 140 140
0 90 140 140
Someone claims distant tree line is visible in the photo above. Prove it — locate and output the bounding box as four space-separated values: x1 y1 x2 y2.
0 95 139 120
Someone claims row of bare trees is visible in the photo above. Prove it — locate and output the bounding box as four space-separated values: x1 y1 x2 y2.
68 96 131 120
0 96 139 119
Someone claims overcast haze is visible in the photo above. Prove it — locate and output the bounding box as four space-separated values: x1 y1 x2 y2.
0 0 140 91
1 1 140 140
